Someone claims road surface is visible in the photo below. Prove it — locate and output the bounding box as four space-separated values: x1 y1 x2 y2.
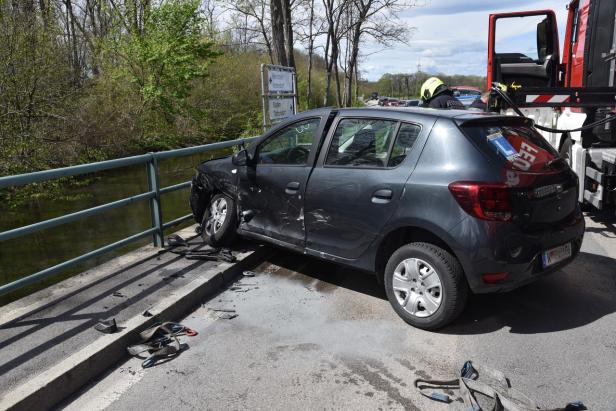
62 212 616 410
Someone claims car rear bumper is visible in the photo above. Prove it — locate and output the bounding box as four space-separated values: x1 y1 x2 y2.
450 210 585 294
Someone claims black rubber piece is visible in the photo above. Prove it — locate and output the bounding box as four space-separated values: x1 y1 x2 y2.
384 242 468 330
201 193 238 247
94 318 118 334
559 134 574 166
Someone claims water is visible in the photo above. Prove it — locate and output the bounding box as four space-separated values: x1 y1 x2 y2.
0 150 231 305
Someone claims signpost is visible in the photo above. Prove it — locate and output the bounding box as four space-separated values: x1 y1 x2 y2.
261 64 297 131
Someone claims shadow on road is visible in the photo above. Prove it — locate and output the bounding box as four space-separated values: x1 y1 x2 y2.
265 248 616 335
584 210 616 238
445 251 616 335
264 250 387 300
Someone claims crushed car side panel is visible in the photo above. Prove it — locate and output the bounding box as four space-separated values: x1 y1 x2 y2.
190 157 239 224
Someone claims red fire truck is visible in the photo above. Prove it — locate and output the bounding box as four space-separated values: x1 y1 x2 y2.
487 0 616 210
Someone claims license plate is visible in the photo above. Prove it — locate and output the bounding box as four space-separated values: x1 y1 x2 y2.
542 242 572 268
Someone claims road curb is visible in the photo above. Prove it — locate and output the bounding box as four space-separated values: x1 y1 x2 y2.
0 246 268 411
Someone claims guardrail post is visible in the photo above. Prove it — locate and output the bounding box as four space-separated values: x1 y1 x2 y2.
146 154 164 247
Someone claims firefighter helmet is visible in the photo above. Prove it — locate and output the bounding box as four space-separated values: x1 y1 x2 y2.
420 77 446 102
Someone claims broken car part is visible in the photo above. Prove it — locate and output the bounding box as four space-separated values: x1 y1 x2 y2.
94 318 118 334
415 360 587 411
127 322 198 368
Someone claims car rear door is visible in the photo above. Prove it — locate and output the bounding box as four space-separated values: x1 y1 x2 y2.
237 113 331 248
303 112 430 260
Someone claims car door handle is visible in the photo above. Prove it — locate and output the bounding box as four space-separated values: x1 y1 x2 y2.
372 189 393 204
285 181 300 195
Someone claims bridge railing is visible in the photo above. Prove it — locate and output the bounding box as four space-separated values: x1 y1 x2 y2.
0 136 258 297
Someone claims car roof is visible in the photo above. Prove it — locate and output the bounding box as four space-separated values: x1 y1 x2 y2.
333 106 516 122
451 86 481 92
283 107 529 129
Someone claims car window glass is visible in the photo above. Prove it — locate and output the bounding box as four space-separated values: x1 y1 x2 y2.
388 123 421 167
258 118 320 165
325 119 397 168
462 124 558 172
495 15 546 61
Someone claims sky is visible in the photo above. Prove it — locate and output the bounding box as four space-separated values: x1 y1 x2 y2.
360 0 570 80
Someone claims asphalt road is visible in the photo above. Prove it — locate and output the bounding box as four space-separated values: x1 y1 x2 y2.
62 212 616 411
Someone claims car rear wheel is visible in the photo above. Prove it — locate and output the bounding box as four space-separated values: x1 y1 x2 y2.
384 242 468 330
201 193 237 246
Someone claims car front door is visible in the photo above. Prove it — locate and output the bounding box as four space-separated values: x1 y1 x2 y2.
237 115 328 248
303 114 427 260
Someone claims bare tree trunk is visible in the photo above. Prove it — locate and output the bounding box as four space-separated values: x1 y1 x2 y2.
270 0 288 66
258 2 274 64
282 0 295 68
404 75 410 98
65 0 81 85
354 63 359 105
306 0 315 106
323 31 331 106
344 25 360 107
39 0 50 27
334 61 342 106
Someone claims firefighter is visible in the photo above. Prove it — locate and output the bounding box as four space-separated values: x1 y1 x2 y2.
420 77 465 109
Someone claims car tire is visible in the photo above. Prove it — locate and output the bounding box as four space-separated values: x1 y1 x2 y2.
384 242 468 330
201 193 237 247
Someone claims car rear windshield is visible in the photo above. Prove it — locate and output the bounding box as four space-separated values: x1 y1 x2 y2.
461 122 558 172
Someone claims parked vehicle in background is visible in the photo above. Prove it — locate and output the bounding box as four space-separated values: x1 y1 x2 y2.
402 99 420 107
487 0 616 211
452 86 482 107
190 107 584 330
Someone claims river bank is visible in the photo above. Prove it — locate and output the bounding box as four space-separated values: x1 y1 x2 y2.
0 149 229 305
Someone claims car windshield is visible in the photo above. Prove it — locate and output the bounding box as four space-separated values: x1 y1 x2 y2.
461 123 558 172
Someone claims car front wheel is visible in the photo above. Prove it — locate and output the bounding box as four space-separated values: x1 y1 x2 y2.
384 242 468 330
201 193 237 246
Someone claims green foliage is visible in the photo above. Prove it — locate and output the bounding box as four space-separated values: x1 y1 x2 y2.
115 0 220 117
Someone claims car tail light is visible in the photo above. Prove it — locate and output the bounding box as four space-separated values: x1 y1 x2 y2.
448 182 513 221
482 272 509 284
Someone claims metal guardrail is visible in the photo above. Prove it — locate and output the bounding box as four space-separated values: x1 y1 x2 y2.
0 136 258 296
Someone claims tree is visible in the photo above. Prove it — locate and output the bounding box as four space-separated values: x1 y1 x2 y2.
341 0 413 106
226 0 274 63
114 0 220 120
322 0 348 106
270 0 287 66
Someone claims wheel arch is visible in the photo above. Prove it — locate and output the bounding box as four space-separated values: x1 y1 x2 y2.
374 224 461 285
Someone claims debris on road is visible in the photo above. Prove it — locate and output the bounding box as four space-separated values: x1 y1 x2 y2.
415 361 587 411
166 234 189 248
208 308 238 320
94 318 118 334
229 285 258 293
112 291 125 298
127 322 198 369
169 246 237 263
162 233 237 262
242 270 257 277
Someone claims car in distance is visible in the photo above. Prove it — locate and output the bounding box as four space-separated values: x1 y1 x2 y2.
452 86 482 107
190 107 584 330
401 99 420 107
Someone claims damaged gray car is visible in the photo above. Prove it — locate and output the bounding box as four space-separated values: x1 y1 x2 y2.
190 107 584 329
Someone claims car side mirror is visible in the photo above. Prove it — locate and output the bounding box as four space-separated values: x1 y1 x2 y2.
232 149 249 166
